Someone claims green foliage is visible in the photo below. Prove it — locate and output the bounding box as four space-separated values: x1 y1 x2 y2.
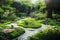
20 0 32 6
35 0 46 11
0 8 4 13
0 0 18 24
42 20 60 26
17 18 42 28
5 0 13 4
0 27 25 40
0 5 19 23
52 13 60 18
6 14 17 21
6 27 25 39
27 26 60 40
1 25 12 29
31 12 46 20
0 8 4 18
0 13 19 24
0 0 13 5
2 5 16 11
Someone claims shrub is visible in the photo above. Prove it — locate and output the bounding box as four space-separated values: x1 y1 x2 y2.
27 26 60 40
17 18 42 28
5 27 25 39
0 8 4 18
42 20 60 26
30 12 46 20
34 0 46 12
7 14 18 21
0 26 25 40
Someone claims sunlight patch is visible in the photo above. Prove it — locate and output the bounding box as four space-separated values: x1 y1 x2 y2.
31 0 38 4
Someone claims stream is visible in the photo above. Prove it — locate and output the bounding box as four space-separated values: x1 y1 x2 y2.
7 17 48 40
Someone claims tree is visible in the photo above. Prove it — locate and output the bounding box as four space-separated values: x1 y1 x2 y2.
45 0 60 18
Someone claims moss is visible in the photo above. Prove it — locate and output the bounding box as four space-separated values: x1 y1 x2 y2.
17 18 42 28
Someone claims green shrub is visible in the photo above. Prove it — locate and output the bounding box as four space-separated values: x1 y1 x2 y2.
1 25 12 29
0 8 4 18
0 8 4 13
7 14 17 21
42 20 60 26
35 0 46 12
27 26 60 40
52 13 60 19
0 27 25 40
30 12 46 20
6 27 25 39
17 18 42 28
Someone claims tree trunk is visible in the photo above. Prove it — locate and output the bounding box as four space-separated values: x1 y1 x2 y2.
47 9 52 18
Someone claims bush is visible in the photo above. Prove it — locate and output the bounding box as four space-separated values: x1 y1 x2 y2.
0 8 4 13
0 26 25 40
6 27 25 39
30 12 46 20
7 14 18 21
17 18 42 28
52 13 60 18
27 26 60 40
35 0 46 12
0 8 4 18
42 20 60 26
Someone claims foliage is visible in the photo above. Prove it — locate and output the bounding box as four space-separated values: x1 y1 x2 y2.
2 5 16 11
0 8 4 18
0 5 19 23
0 26 25 40
17 18 42 28
52 13 60 19
20 0 32 7
35 0 46 11
0 0 13 5
27 26 60 40
5 0 13 4
6 14 18 21
42 20 60 26
30 12 46 20
0 8 4 13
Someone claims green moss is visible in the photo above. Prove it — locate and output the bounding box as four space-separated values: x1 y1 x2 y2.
17 18 42 28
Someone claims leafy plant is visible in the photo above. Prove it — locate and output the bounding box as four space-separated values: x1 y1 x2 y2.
42 20 60 26
0 26 25 40
27 26 60 40
17 18 42 28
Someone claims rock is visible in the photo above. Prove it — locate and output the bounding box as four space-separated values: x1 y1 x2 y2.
2 29 15 34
